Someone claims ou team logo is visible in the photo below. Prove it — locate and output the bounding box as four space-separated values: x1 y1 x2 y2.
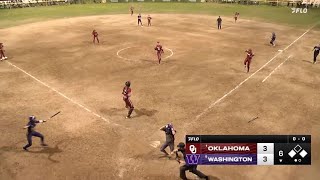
186 145 200 165
189 145 197 154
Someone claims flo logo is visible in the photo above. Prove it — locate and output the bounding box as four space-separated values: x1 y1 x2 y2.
291 8 308 13
186 154 200 165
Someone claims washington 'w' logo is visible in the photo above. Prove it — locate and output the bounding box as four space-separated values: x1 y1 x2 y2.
186 154 200 165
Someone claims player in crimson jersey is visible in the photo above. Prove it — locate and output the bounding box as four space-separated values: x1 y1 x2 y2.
244 49 254 73
122 81 134 119
92 30 99 44
130 6 134 16
147 15 152 26
0 43 8 61
154 42 164 64
234 12 239 23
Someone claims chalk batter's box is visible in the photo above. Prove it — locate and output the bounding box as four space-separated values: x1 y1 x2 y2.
185 135 311 165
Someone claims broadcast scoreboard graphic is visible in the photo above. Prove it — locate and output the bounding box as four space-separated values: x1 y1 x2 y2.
186 135 311 165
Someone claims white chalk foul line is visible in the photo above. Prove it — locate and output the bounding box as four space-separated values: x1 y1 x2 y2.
262 55 292 83
116 46 174 62
5 61 118 125
195 25 314 121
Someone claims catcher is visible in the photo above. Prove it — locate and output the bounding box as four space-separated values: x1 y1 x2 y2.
172 142 209 180
154 42 164 64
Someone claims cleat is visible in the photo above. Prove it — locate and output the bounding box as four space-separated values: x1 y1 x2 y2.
41 143 48 147
126 116 130 119
23 147 28 151
4 57 7 59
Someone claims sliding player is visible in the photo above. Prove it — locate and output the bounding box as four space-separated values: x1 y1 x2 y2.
154 42 164 64
23 116 48 151
122 81 134 119
244 49 255 73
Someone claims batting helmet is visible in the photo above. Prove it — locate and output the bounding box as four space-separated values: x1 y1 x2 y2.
125 81 131 87
177 142 185 148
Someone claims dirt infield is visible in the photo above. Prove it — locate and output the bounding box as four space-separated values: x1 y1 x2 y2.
0 14 319 180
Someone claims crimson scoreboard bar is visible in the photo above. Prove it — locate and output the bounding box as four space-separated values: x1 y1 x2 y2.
186 135 311 165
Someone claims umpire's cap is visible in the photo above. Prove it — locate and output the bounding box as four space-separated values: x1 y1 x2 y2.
177 142 185 148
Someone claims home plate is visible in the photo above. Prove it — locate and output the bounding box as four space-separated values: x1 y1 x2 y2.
150 141 160 148
278 50 283 52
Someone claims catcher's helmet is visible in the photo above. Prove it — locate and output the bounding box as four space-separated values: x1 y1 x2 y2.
29 116 36 121
125 81 131 87
177 142 185 148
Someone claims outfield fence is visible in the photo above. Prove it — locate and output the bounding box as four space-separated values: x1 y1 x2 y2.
0 0 319 9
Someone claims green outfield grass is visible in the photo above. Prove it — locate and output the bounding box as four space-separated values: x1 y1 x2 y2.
0 3 319 29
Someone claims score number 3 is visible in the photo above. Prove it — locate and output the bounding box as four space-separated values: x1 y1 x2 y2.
263 146 267 151
263 156 268 162
263 146 268 162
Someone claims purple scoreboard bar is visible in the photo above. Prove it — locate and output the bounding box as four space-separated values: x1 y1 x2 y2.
185 135 311 165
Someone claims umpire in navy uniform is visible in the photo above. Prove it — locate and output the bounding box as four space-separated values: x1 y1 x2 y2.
23 115 48 151
160 123 176 156
313 43 320 64
217 16 222 30
172 142 209 180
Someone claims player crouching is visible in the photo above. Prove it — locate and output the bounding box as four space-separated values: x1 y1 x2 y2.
0 43 8 61
154 42 164 64
244 49 254 73
172 142 209 180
